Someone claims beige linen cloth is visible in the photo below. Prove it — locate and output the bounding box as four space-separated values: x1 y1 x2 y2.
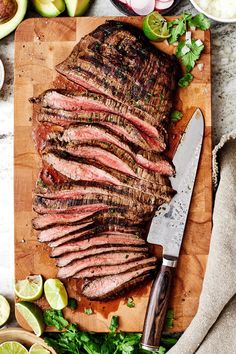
168 130 236 354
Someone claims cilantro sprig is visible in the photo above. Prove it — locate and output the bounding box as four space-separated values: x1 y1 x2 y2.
167 13 210 88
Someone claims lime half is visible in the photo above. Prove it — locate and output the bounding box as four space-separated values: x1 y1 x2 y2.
0 295 10 326
16 302 45 337
44 279 68 310
15 275 43 301
0 341 28 354
29 344 50 354
143 12 171 41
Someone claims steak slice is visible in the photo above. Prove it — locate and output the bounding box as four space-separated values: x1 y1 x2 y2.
56 21 179 125
31 90 166 151
55 245 149 267
57 251 148 278
81 265 156 300
48 226 141 248
74 256 157 279
42 152 174 203
38 222 93 242
37 107 150 151
51 234 146 257
32 210 102 230
47 125 174 175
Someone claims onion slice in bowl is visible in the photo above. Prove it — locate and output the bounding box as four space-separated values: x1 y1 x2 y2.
130 0 155 15
155 0 174 10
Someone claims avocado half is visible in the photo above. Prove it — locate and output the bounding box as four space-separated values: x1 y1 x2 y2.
65 0 91 17
0 0 28 40
32 0 65 18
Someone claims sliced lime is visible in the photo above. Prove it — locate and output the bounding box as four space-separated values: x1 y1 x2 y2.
15 275 43 301
0 295 10 326
15 302 45 337
29 344 50 354
44 279 68 310
143 12 171 41
0 341 28 354
32 0 65 17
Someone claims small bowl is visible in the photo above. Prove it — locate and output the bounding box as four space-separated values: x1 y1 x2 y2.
190 0 236 23
110 0 181 16
0 328 56 353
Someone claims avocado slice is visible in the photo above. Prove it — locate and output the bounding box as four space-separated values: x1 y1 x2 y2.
0 0 28 40
32 0 65 17
65 0 91 17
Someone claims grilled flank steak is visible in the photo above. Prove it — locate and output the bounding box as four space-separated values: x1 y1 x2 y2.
31 20 180 300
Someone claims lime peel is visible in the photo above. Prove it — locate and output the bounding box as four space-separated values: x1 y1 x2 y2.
14 275 43 301
44 279 68 310
143 12 171 41
0 341 28 354
0 295 11 326
16 301 45 337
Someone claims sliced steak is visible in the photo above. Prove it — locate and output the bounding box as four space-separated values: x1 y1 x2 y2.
81 265 156 300
51 234 146 257
38 222 93 243
58 251 148 278
31 90 166 151
74 256 157 279
56 21 179 125
55 245 149 267
47 125 174 175
32 210 102 230
48 226 141 248
37 107 150 151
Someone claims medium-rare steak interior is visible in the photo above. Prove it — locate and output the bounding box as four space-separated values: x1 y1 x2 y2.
31 20 180 300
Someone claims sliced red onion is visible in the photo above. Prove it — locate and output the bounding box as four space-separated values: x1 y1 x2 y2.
130 0 155 16
155 0 174 10
118 0 128 4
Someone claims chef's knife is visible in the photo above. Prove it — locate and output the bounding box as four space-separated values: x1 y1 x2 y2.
141 108 204 352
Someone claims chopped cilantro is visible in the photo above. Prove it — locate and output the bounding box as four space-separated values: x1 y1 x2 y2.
43 309 69 331
168 13 192 44
68 298 77 310
84 308 93 315
171 110 183 122
165 309 174 329
178 73 194 88
127 297 135 308
176 39 204 73
188 13 211 30
109 315 119 333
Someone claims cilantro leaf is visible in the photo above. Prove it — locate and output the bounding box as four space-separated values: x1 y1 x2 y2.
165 309 174 328
109 315 119 333
168 13 192 44
68 298 77 310
171 110 183 122
176 39 204 72
43 309 69 331
127 297 135 308
178 73 194 88
188 13 211 30
84 308 93 315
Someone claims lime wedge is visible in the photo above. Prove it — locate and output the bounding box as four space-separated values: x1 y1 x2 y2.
143 12 171 41
0 341 28 354
15 302 45 337
29 344 50 354
15 275 43 301
0 295 10 326
44 279 68 310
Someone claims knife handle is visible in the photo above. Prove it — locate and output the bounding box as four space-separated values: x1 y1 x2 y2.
141 257 177 352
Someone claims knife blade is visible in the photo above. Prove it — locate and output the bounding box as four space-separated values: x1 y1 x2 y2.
141 108 204 352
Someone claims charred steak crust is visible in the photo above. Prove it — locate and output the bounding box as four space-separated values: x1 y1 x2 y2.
31 20 179 300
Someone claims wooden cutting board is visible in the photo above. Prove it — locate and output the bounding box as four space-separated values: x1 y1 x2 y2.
14 17 212 333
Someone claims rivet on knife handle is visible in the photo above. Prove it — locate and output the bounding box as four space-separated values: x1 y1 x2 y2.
141 257 177 352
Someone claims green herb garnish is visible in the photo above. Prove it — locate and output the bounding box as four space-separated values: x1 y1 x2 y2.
171 110 183 122
84 308 93 315
109 315 119 333
168 13 192 44
43 309 69 331
127 297 135 308
165 309 174 329
188 13 211 30
178 73 194 88
176 39 204 73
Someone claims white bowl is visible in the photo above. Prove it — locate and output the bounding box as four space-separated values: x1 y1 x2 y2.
0 59 4 90
190 0 236 23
